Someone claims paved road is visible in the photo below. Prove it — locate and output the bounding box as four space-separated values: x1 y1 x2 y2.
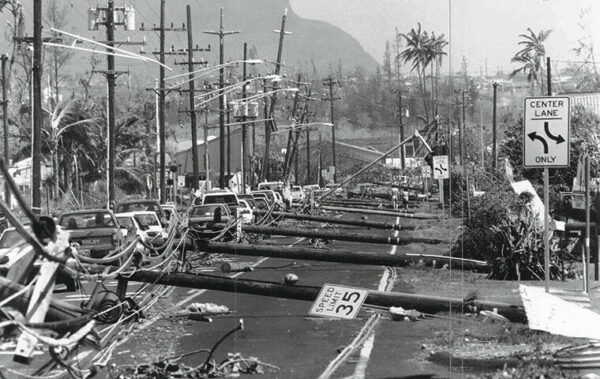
1 201 463 378
109 205 460 378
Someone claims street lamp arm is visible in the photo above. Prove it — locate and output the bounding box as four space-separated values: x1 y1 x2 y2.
165 59 263 81
194 75 280 100
234 88 299 106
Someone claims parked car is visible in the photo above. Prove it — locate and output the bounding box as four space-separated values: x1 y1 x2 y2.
116 211 166 243
58 209 123 258
161 203 182 224
302 184 320 193
324 184 347 198
252 190 282 207
238 194 257 209
290 185 306 206
257 181 284 192
237 199 254 224
114 199 167 226
187 204 233 228
195 190 240 216
250 192 270 205
253 197 269 210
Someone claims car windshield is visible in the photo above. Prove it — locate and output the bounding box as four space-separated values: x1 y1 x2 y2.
60 212 115 229
0 228 29 249
117 217 135 229
203 194 237 206
134 214 159 228
291 187 302 192
116 203 161 215
190 205 225 216
255 192 274 202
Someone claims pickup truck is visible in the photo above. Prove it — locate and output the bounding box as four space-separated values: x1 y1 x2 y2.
58 209 123 259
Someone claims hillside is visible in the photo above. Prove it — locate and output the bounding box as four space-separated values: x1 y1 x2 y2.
0 0 377 87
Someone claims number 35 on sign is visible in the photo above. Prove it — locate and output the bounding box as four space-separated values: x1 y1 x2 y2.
309 284 369 319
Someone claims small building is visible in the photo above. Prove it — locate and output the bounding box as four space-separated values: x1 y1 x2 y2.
173 127 243 187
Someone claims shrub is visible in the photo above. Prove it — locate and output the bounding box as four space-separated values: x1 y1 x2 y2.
452 175 561 280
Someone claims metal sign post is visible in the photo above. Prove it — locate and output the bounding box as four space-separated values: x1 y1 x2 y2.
523 96 571 292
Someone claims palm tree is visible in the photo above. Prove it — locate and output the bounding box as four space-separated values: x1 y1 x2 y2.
426 32 447 118
400 25 448 127
400 23 431 123
41 100 100 198
510 28 552 95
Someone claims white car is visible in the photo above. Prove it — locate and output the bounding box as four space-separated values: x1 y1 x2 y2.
116 211 167 243
257 181 284 192
290 185 306 205
237 199 254 224
302 184 320 193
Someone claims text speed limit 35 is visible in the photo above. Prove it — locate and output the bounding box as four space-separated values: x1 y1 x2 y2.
309 283 369 319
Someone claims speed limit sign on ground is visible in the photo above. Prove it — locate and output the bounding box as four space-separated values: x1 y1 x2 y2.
308 283 369 319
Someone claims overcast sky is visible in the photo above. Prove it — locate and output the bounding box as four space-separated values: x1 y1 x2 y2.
290 0 600 75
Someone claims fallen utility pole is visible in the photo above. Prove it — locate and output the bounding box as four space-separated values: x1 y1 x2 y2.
211 223 443 245
320 205 435 219
0 277 84 323
320 201 413 212
319 131 432 200
122 271 526 323
253 210 414 230
200 241 490 271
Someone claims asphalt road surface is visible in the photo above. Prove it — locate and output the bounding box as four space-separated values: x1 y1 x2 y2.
109 204 461 378
1 201 468 378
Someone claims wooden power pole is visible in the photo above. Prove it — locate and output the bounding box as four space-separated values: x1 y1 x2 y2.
32 0 42 212
204 7 240 189
322 76 340 183
1 55 9 206
261 9 290 182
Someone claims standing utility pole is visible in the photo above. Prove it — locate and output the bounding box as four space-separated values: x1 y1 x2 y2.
204 7 240 188
304 89 315 185
91 3 142 206
32 0 42 212
261 9 290 182
106 0 116 206
143 4 186 199
1 55 9 206
492 82 498 170
157 0 166 202
241 43 248 193
322 76 340 182
392 89 407 170
186 5 199 191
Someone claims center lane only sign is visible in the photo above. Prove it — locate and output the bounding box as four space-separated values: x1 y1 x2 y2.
523 96 570 168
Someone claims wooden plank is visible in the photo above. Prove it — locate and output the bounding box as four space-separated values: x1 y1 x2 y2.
13 261 59 364
6 245 36 284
